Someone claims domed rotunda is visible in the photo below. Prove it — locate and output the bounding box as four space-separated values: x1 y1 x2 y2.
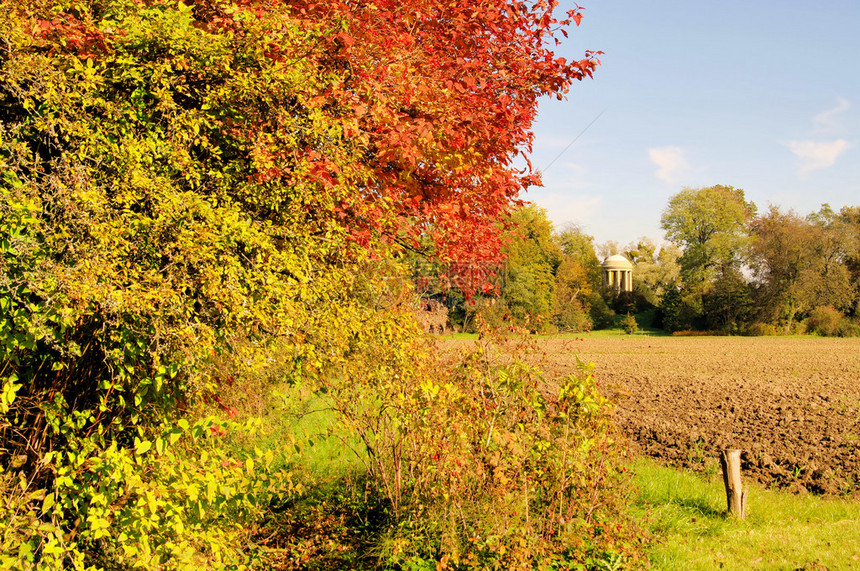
602 254 633 292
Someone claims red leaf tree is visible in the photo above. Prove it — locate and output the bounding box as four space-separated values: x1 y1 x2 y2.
297 0 601 277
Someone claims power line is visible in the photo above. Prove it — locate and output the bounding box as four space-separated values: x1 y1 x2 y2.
539 108 606 175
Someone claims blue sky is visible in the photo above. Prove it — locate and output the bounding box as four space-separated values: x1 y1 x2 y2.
525 0 860 248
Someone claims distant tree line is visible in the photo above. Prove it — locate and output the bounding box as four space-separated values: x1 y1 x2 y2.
658 186 859 336
416 188 860 336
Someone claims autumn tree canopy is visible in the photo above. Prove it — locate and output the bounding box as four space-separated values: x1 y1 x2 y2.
658 191 859 334
1 0 599 422
750 205 857 332
274 0 602 268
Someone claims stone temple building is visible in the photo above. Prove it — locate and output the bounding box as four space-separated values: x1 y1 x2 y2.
602 254 633 292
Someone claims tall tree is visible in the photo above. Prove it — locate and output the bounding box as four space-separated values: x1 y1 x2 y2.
749 206 854 332
499 205 562 329
554 226 602 330
661 185 756 286
749 207 811 331
840 205 860 314
556 225 603 289
661 185 756 325
287 0 601 279
596 240 621 259
702 265 754 331
623 237 681 306
803 205 857 313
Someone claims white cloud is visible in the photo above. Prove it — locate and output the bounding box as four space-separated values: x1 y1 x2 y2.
785 139 852 178
648 146 688 183
814 98 851 132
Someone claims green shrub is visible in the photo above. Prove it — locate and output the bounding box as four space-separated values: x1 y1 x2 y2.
837 319 860 338
0 3 398 566
315 327 648 569
746 322 778 336
808 306 844 336
635 309 658 330
621 313 639 335
554 300 593 332
587 292 616 330
658 288 704 332
671 330 711 337
792 319 809 335
0 414 296 570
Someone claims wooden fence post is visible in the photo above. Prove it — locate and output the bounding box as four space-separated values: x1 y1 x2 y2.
719 449 748 519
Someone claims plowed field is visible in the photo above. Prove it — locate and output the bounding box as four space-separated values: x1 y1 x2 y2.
441 336 860 496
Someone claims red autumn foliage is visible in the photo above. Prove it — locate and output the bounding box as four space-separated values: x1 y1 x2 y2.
289 0 600 272
34 0 599 291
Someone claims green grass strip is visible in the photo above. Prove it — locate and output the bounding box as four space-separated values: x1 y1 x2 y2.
631 456 860 570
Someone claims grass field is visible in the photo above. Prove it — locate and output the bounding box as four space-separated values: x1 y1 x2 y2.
632 457 860 570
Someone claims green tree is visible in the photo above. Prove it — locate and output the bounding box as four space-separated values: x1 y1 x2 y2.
553 226 602 330
802 205 857 313
498 205 562 330
553 258 592 331
749 207 811 331
658 286 684 332
624 238 681 307
660 185 756 328
840 205 860 314
661 185 756 287
702 265 754 331
557 226 603 288
621 313 639 334
749 206 854 333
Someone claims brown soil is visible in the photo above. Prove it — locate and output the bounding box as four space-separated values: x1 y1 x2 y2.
441 335 860 496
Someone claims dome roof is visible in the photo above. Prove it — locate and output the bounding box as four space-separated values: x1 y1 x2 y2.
602 254 633 270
